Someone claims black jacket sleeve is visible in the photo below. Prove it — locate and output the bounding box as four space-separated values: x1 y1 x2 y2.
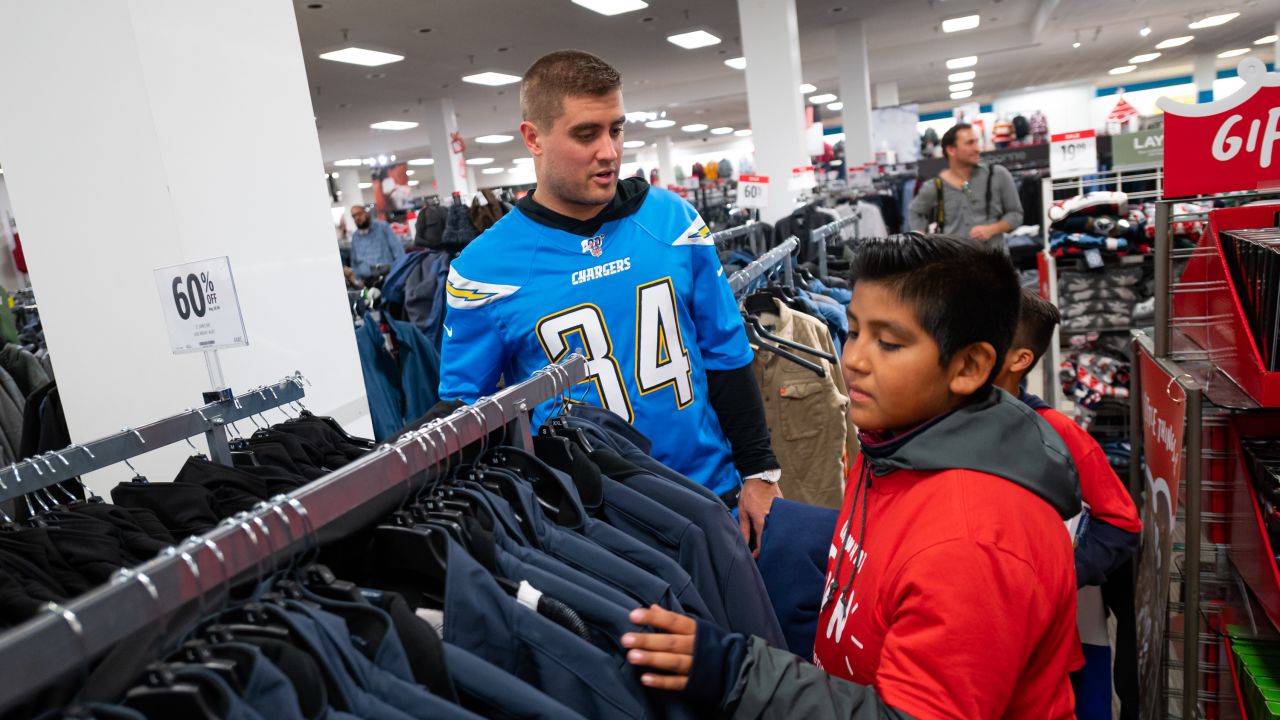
1075 518 1141 588
705 364 780 479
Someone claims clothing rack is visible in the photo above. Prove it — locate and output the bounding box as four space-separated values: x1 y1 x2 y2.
0 374 308 507
729 236 798 296
0 354 588 715
708 221 763 256
808 214 860 279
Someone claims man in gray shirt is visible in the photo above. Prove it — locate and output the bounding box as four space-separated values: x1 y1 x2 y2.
908 123 1024 249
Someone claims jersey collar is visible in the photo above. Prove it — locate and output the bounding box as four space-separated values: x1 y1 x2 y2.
517 177 649 237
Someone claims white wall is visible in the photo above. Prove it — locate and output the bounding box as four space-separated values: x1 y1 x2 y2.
992 83 1095 136
0 0 371 497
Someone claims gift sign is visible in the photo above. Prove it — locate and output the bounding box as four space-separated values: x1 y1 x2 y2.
735 174 769 209
1159 58 1280 198
1050 129 1098 178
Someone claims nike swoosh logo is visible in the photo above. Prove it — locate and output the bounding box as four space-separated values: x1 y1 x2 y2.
716 267 724 277
444 324 453 338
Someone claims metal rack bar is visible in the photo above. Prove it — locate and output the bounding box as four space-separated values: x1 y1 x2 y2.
0 374 307 506
728 237 798 296
708 221 761 256
1183 381 1204 720
0 354 587 715
809 214 860 279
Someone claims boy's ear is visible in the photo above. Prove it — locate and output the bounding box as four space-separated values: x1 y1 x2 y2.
948 341 999 396
1007 348 1037 376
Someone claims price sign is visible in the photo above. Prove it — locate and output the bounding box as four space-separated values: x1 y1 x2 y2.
735 174 770 209
153 256 249 354
789 165 817 191
1050 129 1098 178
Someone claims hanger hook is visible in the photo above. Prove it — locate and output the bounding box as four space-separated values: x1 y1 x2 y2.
257 500 298 574
162 543 209 621
279 496 318 562
193 535 231 611
44 601 90 691
122 427 145 445
222 513 265 592
123 457 140 475
79 444 96 460
248 512 281 580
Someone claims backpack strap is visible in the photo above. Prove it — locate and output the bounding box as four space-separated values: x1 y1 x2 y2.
934 176 945 227
985 164 999 220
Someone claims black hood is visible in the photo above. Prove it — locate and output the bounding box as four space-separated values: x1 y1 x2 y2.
859 388 1081 520
517 176 650 237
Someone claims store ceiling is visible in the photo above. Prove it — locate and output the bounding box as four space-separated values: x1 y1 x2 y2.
295 0 1280 178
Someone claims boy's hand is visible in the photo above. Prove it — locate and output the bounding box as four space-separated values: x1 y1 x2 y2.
739 477 781 557
622 605 698 691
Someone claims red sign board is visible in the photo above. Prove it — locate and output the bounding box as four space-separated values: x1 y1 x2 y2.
1050 130 1095 143
738 174 768 183
1159 58 1280 198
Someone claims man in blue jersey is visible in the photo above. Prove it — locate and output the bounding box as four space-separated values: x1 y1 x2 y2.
438 49 782 546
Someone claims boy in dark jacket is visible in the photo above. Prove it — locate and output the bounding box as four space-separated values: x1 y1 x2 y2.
994 288 1141 719
621 233 1083 719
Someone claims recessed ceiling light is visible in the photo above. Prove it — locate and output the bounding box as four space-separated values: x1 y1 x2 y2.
329 172 340 179
681 123 709 132
1129 52 1161 63
1218 47 1250 58
1109 65 1137 75
827 102 844 111
1156 35 1195 49
333 158 363 167
475 134 514 144
358 182 372 189
808 93 838 104
406 170 415 176
941 14 980 33
319 47 404 67
465 157 495 165
513 157 534 165
1073 41 1081 48
1189 13 1239 29
950 90 973 100
724 57 747 70
1256 34 1279 45
571 0 648 16
370 120 418 130
946 55 978 69
734 129 752 137
408 180 420 186
461 71 522 86
645 119 676 128
407 158 434 166
482 167 506 174
1140 23 1152 37
623 140 646 148
948 71 976 82
710 126 734 135
667 30 721 49
799 83 817 93
949 81 974 92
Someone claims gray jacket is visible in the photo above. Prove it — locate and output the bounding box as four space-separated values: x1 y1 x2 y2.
907 164 1024 245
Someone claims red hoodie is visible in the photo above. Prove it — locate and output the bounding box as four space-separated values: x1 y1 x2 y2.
812 456 1079 718
1035 406 1141 535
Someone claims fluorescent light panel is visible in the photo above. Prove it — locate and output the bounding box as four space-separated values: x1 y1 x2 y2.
1218 48 1250 58
623 140 646 148
1256 35 1278 45
370 120 418 130
949 81 974 92
1189 13 1239 29
333 158 363 167
734 129 752 137
358 182 372 189
1109 65 1137 75
799 83 817 93
950 90 973 99
645 119 676 128
408 180 420 186
407 158 434 166
461 71 522 86
319 47 404 67
947 71 976 82
710 126 734 135
724 57 746 70
681 124 708 132
1155 35 1194 49
481 167 506 174
666 30 721 49
808 93 838 104
465 157 494 165
513 157 534 165
475 134 514 144
570 0 648 16
941 14 980 33
827 102 844 111
1129 52 1161 63
946 55 978 69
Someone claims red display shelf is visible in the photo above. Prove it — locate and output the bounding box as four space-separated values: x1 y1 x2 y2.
1228 414 1280 633
1173 204 1280 407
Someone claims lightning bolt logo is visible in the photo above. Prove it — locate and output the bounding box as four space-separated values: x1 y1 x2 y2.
446 282 497 302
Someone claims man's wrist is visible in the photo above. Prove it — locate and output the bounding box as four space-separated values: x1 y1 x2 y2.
745 469 781 485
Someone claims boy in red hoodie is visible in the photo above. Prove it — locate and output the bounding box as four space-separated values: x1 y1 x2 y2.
994 288 1141 720
621 233 1083 719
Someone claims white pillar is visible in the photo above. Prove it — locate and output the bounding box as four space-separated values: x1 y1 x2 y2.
657 136 676 190
737 0 810 223
335 169 365 208
422 98 469 197
1193 53 1216 104
837 20 875 167
874 82 899 109
0 0 371 495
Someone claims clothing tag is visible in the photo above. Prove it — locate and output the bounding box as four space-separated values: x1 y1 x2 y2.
1084 248 1104 269
516 580 543 611
415 607 445 637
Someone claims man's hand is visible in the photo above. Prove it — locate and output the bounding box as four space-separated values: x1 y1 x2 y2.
738 477 781 557
968 224 995 241
622 605 698 691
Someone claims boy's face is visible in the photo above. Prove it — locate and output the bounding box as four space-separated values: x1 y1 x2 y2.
842 280 992 434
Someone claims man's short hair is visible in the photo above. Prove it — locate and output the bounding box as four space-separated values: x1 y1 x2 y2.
1012 287 1061 369
850 232 1020 387
520 50 622 129
941 123 972 160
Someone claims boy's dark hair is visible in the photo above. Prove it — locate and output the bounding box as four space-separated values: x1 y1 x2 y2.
1012 287 1061 370
941 123 972 161
521 50 622 129
849 232 1019 387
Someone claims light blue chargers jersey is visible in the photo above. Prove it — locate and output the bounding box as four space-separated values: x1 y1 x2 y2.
438 187 753 496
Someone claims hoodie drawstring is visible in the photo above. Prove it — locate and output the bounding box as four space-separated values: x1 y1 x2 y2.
823 457 872 613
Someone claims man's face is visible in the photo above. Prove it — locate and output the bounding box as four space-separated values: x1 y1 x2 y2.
841 281 961 434
351 206 370 229
525 90 625 212
948 128 981 167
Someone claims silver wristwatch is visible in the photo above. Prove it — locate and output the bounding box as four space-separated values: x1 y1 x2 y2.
747 469 781 485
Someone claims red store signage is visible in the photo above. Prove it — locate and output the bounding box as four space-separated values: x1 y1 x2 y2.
1159 58 1280 198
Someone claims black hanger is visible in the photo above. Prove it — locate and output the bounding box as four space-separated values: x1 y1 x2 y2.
122 664 223 720
297 410 377 449
743 321 825 376
367 524 449 608
301 563 366 605
166 641 244 693
744 314 838 363
480 447 576 523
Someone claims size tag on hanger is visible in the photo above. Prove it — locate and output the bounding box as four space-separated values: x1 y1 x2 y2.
1083 248 1105 269
152 256 249 354
1050 130 1098 178
736 174 770 209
